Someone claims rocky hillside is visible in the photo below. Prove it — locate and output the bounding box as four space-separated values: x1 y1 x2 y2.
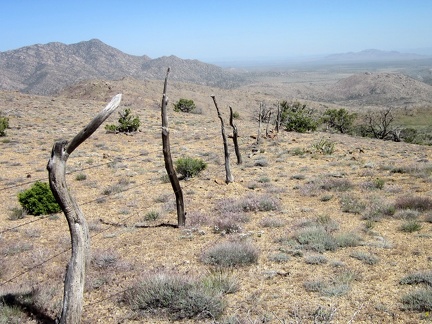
0 39 245 95
324 72 432 107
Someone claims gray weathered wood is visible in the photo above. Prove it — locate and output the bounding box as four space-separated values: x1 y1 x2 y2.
211 95 234 183
47 94 122 324
161 68 185 226
229 106 242 165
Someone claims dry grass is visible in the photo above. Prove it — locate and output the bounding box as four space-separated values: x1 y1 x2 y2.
0 83 432 323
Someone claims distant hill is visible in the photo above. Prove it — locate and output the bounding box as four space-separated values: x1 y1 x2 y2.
325 72 432 106
0 39 245 95
324 49 425 62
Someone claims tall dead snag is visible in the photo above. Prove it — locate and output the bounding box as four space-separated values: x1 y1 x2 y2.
256 102 263 145
161 68 185 226
211 95 234 183
47 94 122 324
276 101 281 133
229 106 242 165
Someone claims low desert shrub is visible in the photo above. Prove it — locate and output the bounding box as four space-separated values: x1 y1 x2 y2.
216 194 280 213
401 289 432 311
268 252 290 263
393 209 420 220
18 181 61 216
75 173 87 181
312 138 335 155
8 207 26 220
399 221 422 233
303 269 356 297
143 211 160 221
122 272 225 320
259 216 285 228
213 218 243 234
175 156 207 179
201 240 259 267
304 254 328 265
185 211 211 228
362 199 395 221
340 195 366 214
350 251 379 265
334 232 362 248
395 196 432 211
91 250 119 270
294 227 338 253
400 271 432 287
200 268 239 294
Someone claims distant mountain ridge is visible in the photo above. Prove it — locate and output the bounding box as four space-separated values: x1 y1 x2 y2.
325 49 425 62
0 39 245 95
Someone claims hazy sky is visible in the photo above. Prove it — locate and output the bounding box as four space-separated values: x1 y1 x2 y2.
1 0 431 62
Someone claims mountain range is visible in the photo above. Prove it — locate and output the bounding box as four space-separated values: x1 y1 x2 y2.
0 39 245 95
324 49 425 62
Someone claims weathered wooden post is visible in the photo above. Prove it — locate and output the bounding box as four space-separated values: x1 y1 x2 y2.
47 94 122 324
229 106 242 165
211 95 234 183
161 68 185 226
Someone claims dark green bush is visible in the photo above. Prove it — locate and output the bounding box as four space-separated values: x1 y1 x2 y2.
105 108 140 133
280 101 318 133
175 156 207 179
173 98 196 113
321 108 357 134
0 114 9 137
18 181 61 216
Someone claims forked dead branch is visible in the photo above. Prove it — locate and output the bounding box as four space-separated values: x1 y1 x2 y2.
47 94 122 324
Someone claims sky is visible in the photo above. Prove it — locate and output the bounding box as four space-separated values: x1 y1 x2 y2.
1 0 431 63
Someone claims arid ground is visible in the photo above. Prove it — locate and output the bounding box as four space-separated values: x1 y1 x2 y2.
1 73 432 323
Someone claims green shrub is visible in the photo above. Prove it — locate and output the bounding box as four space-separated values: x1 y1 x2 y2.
232 111 240 119
144 211 160 221
312 138 335 155
321 108 357 134
75 173 87 181
18 181 61 216
280 101 318 133
175 156 207 179
105 108 140 133
173 98 196 113
399 221 422 233
0 114 9 137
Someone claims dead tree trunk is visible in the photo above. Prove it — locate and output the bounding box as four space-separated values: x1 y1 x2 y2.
47 94 122 324
211 96 234 183
229 106 242 165
265 111 272 137
257 102 263 145
161 68 185 226
276 102 281 133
